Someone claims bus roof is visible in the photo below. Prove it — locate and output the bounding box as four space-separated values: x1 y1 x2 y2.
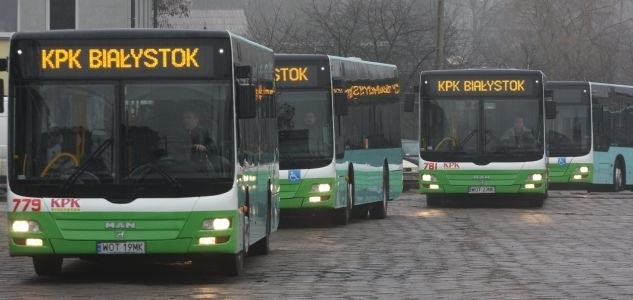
548 81 633 90
275 54 397 69
422 68 544 77
12 29 232 41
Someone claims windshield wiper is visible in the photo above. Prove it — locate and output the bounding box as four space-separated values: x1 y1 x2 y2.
147 162 182 189
60 138 112 191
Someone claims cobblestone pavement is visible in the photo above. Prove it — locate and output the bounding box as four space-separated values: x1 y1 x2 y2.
2 190 633 299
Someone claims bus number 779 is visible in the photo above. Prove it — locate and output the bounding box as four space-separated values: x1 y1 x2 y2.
12 198 42 212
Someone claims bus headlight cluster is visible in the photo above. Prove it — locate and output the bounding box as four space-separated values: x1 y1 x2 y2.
201 218 231 231
422 174 437 182
524 183 536 189
429 184 440 190
11 220 40 233
577 166 589 173
531 174 543 181
311 184 331 192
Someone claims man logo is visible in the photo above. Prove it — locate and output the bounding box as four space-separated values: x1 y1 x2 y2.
105 222 136 230
115 231 126 239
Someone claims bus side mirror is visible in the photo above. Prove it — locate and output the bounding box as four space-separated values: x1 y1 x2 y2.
334 92 348 116
545 100 557 119
404 94 415 112
0 58 7 71
237 83 256 119
235 65 252 79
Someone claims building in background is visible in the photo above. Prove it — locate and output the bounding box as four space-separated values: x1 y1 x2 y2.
0 0 153 34
0 0 155 96
167 0 248 35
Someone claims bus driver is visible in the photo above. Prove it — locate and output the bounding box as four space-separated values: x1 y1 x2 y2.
501 116 535 149
182 110 216 161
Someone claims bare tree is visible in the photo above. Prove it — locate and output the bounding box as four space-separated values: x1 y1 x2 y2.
244 0 301 52
156 0 191 28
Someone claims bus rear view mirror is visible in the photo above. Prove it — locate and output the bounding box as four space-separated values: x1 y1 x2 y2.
237 83 256 119
545 100 556 119
235 65 252 79
404 93 415 112
544 89 553 100
0 58 7 71
334 92 348 116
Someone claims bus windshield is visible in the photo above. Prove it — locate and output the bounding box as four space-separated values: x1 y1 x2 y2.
546 87 591 157
421 97 543 162
12 80 234 198
276 90 333 168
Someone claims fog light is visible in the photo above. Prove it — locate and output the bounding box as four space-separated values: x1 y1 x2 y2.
429 184 440 190
199 237 216 245
531 174 543 181
422 174 433 182
573 174 582 180
12 220 39 233
525 183 535 189
25 238 43 247
579 166 589 173
309 196 322 203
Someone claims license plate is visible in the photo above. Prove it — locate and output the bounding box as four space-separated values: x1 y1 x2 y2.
468 186 496 194
97 242 145 254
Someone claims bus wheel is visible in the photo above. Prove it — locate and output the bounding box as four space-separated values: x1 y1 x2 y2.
219 252 245 276
370 173 389 219
33 256 63 276
426 195 442 207
529 196 545 208
613 162 624 192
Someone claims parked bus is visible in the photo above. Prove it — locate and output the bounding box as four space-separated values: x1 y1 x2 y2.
419 69 552 207
275 54 402 224
4 30 279 276
547 81 633 191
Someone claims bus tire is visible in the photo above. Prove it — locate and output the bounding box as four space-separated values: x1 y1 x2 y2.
529 197 545 208
219 252 245 276
426 195 442 207
33 256 63 276
613 161 624 192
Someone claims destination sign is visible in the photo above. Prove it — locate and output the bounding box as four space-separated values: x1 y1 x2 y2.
13 38 231 79
275 66 319 87
425 75 540 97
40 48 200 70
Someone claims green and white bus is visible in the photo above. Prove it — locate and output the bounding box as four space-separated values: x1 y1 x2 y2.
419 69 551 206
4 30 279 276
547 81 633 191
275 54 402 224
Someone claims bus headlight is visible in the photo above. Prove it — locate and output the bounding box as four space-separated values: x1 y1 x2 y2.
202 218 231 231
311 184 331 192
429 184 440 190
531 174 543 181
525 183 535 189
12 220 40 233
422 174 436 182
578 166 589 173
